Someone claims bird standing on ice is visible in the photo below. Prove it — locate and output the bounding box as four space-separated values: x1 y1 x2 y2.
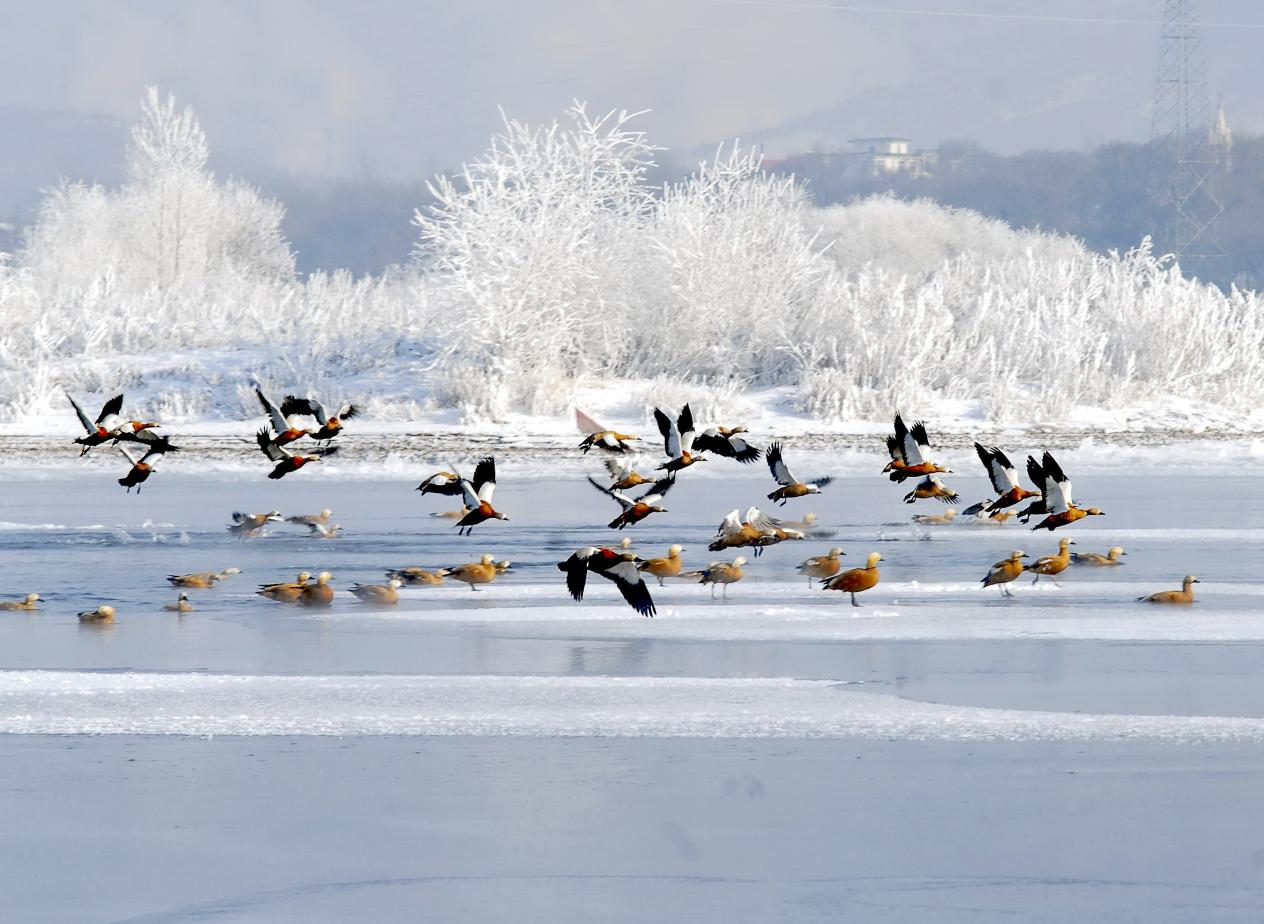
1027 538 1075 584
637 545 687 586
981 551 1028 597
797 547 845 586
821 552 882 606
682 557 747 601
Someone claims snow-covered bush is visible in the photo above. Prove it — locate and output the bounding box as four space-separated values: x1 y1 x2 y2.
0 92 1261 428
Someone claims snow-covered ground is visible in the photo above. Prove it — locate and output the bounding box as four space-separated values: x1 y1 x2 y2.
1 467 1263 920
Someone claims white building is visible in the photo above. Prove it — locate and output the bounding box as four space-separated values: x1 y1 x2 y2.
849 137 937 177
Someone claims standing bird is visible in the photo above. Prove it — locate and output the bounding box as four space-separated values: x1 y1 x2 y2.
256 429 337 479
68 393 124 455
883 414 951 483
981 550 1028 597
692 426 761 464
601 457 656 491
350 580 402 606
587 474 675 529
682 557 747 601
299 572 335 607
453 458 508 536
1028 452 1105 531
822 552 882 606
255 386 310 446
903 474 959 505
796 547 845 586
1072 546 1127 566
1027 538 1075 585
117 443 173 493
765 443 832 505
163 593 194 614
229 510 283 539
579 430 639 455
557 547 656 616
280 395 359 442
1139 575 1199 605
654 404 706 473
448 554 501 591
0 593 41 611
963 444 1041 516
637 544 687 586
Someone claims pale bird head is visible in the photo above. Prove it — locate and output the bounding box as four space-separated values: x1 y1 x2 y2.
321 508 332 518
1185 575 1200 585
1013 550 1028 559
668 544 684 555
480 554 494 565
99 605 115 617
266 511 283 520
316 572 332 584
388 580 402 590
1085 508 1105 516
222 567 241 575
803 513 817 524
828 547 844 557
732 557 748 567
1109 547 1126 558
866 552 883 567
297 571 312 582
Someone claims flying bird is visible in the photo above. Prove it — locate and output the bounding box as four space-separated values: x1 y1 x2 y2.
654 404 706 473
117 443 174 493
579 430 639 455
963 444 1040 516
692 426 761 463
1028 452 1105 531
586 474 675 529
453 457 508 536
416 471 465 496
765 442 832 504
557 547 656 616
255 386 310 446
601 457 656 491
255 428 337 479
883 414 951 483
280 395 359 441
903 473 959 504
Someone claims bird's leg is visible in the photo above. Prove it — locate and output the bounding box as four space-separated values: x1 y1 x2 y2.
722 584 728 601
709 584 716 600
851 593 860 608
1031 573 1040 585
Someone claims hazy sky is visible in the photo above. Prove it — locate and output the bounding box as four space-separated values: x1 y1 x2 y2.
3 0 1264 186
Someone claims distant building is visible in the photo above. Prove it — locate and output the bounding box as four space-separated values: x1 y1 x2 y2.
1210 103 1233 172
848 137 938 178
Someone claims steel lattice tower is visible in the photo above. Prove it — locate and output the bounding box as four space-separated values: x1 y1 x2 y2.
1148 0 1225 275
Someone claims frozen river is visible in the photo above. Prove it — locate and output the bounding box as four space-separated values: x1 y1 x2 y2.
2 467 1264 921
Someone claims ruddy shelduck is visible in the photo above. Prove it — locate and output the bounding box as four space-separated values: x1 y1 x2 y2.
981 551 1028 597
797 547 844 586
1027 452 1105 531
903 474 959 505
255 386 310 446
286 509 333 528
637 544 687 586
229 510 283 539
588 474 675 529
385 566 449 586
163 593 194 613
1139 575 1199 604
654 404 706 473
1027 538 1075 584
280 395 359 441
257 571 311 602
167 568 241 588
299 571 335 607
256 429 337 479
682 557 747 601
963 444 1041 516
884 414 950 483
558 547 656 616
766 442 832 504
117 443 175 493
453 457 508 535
579 430 639 455
350 580 402 606
448 554 500 591
822 552 882 606
912 509 958 525
1072 546 1127 566
0 593 41 611
601 457 656 491
78 604 115 624
692 426 761 464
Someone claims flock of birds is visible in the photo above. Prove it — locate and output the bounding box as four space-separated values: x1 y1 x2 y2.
12 401 1201 622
